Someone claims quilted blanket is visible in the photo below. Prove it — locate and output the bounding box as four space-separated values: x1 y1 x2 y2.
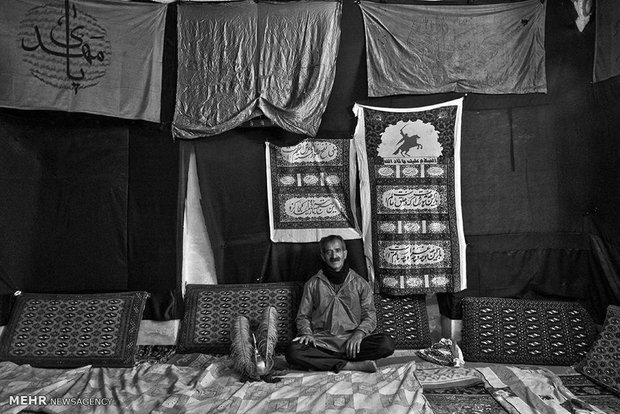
0 358 431 413
475 366 606 414
0 357 614 413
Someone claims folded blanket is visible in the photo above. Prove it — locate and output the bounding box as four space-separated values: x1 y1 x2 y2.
476 365 606 414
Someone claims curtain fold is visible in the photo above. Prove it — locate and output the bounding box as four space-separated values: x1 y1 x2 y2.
587 231 620 323
257 1 342 136
174 2 258 137
181 147 218 289
173 1 341 138
127 123 181 320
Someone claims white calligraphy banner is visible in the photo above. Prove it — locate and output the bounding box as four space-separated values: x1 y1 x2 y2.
353 99 466 294
0 0 167 122
266 138 361 243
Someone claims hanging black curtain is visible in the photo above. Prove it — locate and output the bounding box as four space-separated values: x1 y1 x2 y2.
0 111 181 324
128 123 182 320
0 112 129 324
582 75 620 323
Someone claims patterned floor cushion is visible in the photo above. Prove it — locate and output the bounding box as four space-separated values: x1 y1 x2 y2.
574 305 620 395
461 297 597 365
374 293 431 350
0 291 148 368
177 283 303 354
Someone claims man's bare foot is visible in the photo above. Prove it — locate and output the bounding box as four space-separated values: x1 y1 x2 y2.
342 360 377 372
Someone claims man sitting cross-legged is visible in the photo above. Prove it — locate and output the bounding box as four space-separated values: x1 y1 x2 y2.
286 235 395 373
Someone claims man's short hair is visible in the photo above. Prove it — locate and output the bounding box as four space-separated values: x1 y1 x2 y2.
319 235 346 253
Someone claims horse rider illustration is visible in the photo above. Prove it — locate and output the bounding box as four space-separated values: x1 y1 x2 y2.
393 126 423 156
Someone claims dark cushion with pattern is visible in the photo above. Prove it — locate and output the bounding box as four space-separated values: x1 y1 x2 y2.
0 291 148 368
461 297 596 365
374 293 431 350
177 283 303 354
575 305 620 395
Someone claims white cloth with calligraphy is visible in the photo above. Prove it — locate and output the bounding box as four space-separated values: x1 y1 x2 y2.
266 138 361 243
0 0 166 122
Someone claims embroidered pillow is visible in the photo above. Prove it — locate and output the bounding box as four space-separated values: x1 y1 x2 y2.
461 297 596 365
0 291 148 368
374 293 431 350
177 283 303 354
574 305 620 395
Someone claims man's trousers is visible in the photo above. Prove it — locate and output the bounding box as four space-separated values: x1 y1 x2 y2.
285 333 395 372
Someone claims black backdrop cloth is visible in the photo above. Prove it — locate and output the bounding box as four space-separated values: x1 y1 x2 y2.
0 112 180 324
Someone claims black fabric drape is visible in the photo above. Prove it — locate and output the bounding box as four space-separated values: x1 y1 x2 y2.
159 3 178 126
0 112 48 323
436 74 620 324
587 229 620 324
581 75 620 323
127 123 181 320
0 112 128 324
190 129 268 284
0 112 130 292
0 111 181 324
437 234 597 319
36 127 128 291
0 113 47 295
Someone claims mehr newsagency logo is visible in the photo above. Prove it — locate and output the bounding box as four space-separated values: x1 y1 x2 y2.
18 0 111 94
10 395 112 407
